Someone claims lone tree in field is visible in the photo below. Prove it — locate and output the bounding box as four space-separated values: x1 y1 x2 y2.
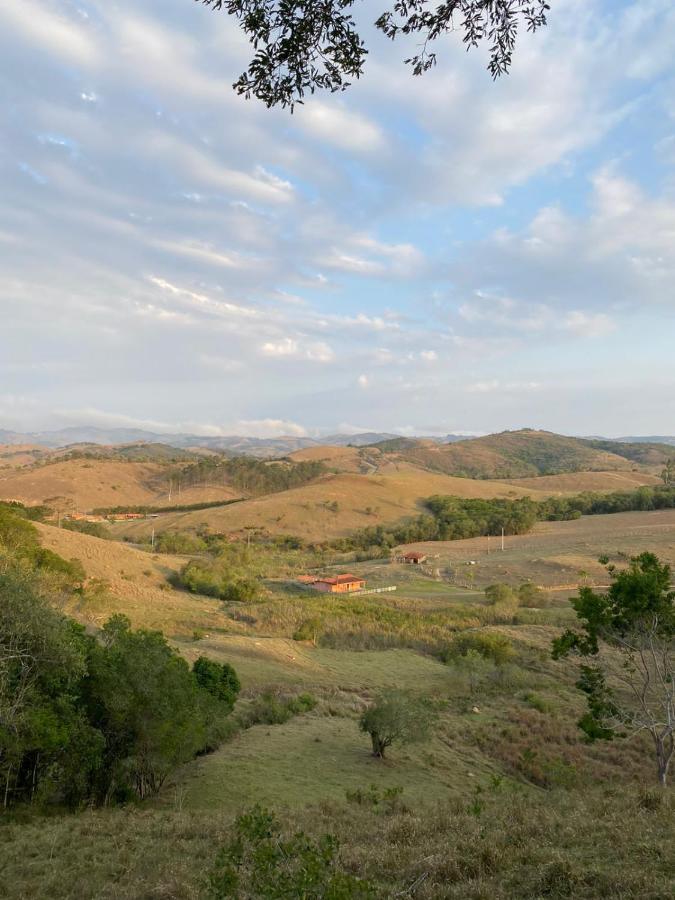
359 689 436 759
552 553 674 787
198 0 551 108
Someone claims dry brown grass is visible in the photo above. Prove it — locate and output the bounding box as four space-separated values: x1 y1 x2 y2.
398 508 675 591
36 523 237 637
0 458 240 509
113 467 550 542
505 470 662 492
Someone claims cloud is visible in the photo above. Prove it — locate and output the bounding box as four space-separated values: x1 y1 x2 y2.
295 102 385 153
260 338 335 362
233 419 308 438
2 0 674 436
4 0 99 67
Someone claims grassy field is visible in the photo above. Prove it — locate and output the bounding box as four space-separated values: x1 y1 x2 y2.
5 507 675 898
397 508 675 592
111 466 552 542
0 457 240 510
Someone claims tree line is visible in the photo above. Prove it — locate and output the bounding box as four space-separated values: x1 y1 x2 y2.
331 485 675 552
166 456 327 498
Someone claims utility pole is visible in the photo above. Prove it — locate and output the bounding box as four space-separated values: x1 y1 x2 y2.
151 527 155 550
487 534 490 554
501 527 505 551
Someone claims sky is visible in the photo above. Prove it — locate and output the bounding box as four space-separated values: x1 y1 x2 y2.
1 0 675 439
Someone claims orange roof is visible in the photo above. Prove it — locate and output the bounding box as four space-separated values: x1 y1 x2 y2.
403 551 426 560
315 573 365 585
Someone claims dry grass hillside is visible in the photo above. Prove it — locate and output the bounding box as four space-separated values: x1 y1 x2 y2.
386 430 636 479
505 469 662 493
36 523 234 636
288 444 381 473
113 466 549 542
0 444 49 469
0 458 240 510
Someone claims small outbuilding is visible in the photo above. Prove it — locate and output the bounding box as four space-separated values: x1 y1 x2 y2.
397 551 427 565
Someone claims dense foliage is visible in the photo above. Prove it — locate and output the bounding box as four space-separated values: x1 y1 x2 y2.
171 455 326 497
0 507 239 808
172 556 262 602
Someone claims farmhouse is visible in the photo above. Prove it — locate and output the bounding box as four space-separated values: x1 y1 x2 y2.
311 574 366 594
397 551 427 565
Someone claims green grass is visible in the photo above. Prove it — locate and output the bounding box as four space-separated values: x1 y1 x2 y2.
163 714 489 813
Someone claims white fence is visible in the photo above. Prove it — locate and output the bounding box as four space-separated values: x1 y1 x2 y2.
351 586 397 596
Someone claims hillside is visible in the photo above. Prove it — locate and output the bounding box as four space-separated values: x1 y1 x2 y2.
113 466 549 542
379 429 637 479
0 458 240 510
505 469 662 493
583 437 675 466
35 523 236 636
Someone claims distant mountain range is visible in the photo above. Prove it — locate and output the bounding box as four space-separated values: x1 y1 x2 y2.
1 426 674 459
0 426 404 456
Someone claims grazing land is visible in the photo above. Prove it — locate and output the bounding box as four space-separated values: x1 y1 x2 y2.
111 467 550 542
4 433 674 899
0 457 241 510
396 508 675 593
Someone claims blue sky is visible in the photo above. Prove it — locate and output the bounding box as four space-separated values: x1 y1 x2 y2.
1 0 674 438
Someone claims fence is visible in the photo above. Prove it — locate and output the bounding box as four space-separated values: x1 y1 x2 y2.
351 586 397 596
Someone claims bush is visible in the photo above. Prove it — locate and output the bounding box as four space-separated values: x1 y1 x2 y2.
208 806 373 898
518 581 549 607
173 558 261 603
61 519 112 540
154 531 208 554
441 631 515 665
238 691 316 728
484 583 517 606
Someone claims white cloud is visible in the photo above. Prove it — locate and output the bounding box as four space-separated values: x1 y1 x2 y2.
4 0 99 67
296 102 385 153
233 418 308 438
260 338 335 362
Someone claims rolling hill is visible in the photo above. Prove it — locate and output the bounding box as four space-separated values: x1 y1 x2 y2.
0 457 240 510
374 429 640 479
112 466 552 542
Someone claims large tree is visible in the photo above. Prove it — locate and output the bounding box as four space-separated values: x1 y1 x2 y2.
552 553 675 787
199 0 551 108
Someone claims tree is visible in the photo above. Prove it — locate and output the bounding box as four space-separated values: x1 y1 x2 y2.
661 459 675 486
193 656 241 711
84 615 219 801
552 553 675 787
199 0 551 108
359 690 435 758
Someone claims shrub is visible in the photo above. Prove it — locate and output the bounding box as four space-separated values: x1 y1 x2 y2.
485 583 517 606
208 805 373 898
441 631 514 665
61 519 112 540
518 581 549 607
238 691 317 728
154 531 208 554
